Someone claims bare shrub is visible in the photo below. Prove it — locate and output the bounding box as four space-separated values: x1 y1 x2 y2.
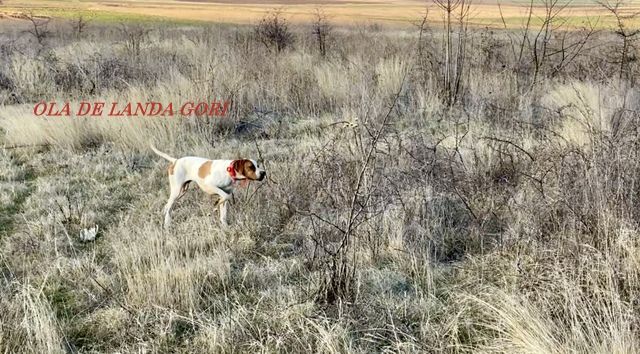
119 23 151 57
312 8 331 57
498 0 596 91
254 10 295 53
73 15 89 39
598 0 640 82
433 0 472 107
23 12 51 48
293 74 408 303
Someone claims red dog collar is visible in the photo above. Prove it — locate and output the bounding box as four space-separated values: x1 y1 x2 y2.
226 161 238 180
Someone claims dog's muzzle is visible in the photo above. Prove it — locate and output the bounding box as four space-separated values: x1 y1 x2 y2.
258 171 266 181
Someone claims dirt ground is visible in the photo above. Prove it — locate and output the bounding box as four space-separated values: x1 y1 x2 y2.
3 0 636 28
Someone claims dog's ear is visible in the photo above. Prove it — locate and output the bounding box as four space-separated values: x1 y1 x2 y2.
233 159 245 176
243 160 258 180
233 159 258 179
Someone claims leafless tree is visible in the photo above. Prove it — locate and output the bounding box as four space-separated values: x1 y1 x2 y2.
312 8 331 57
254 10 295 53
529 0 572 88
73 16 89 39
415 9 441 90
119 24 151 57
23 12 51 47
598 0 640 81
498 0 596 91
433 0 472 107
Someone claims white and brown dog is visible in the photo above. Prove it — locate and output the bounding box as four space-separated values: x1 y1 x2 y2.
151 145 266 227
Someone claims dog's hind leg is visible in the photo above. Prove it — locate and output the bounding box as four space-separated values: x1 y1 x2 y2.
163 170 183 229
163 189 180 228
177 181 190 200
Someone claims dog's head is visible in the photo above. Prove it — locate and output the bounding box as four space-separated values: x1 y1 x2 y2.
233 159 266 181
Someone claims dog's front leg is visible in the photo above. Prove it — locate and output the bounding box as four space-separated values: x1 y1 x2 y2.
214 196 229 226
218 200 229 226
211 187 231 226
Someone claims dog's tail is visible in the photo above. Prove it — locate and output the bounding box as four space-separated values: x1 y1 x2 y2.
150 144 177 163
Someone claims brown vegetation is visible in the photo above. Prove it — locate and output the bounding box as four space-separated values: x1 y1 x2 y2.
1 5 640 352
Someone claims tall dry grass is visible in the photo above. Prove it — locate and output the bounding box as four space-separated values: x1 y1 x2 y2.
1 15 640 353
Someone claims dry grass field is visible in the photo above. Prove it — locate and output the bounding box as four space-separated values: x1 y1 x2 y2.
2 1 640 353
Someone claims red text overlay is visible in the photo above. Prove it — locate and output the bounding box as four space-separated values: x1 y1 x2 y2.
33 101 230 117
